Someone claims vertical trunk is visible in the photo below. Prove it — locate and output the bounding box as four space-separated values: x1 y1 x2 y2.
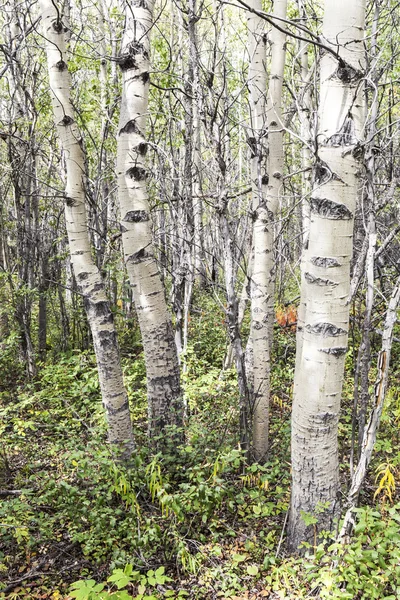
298 0 312 247
340 275 400 539
250 0 288 463
353 0 380 461
5 2 37 378
116 0 183 436
288 0 366 551
188 0 206 286
38 255 48 361
219 196 250 452
40 0 134 458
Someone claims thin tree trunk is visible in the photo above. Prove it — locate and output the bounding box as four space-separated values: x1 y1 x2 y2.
340 275 400 540
218 195 250 453
250 0 288 463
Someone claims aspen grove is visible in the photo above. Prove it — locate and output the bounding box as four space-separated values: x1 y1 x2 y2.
1 0 400 597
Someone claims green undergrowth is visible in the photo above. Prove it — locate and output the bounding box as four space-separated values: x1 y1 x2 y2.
1 294 400 599
0 343 290 599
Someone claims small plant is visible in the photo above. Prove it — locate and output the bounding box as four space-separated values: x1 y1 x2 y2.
70 564 172 600
374 461 396 505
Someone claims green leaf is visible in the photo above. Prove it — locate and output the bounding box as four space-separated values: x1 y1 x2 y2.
300 511 318 526
108 570 125 582
232 553 247 564
112 592 131 600
246 565 259 576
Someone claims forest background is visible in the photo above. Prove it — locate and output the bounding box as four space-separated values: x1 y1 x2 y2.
1 0 400 598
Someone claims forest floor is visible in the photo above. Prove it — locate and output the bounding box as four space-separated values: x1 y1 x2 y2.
1 295 400 599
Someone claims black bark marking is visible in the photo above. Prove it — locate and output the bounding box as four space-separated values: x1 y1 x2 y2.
316 411 337 424
315 160 331 185
117 42 148 72
119 120 143 136
138 142 148 155
56 60 68 71
148 373 181 392
305 323 347 337
84 299 111 320
305 272 338 286
59 115 74 126
128 248 149 263
123 210 149 223
328 114 356 146
319 346 347 357
95 328 114 350
52 20 63 33
336 63 361 84
91 282 105 293
106 399 130 416
126 166 147 181
77 272 89 281
311 256 341 268
261 174 269 185
117 55 137 71
247 136 257 158
352 143 364 161
310 197 353 220
65 196 76 207
141 72 150 84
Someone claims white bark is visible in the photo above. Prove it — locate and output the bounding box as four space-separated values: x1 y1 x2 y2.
288 0 366 550
250 0 287 463
298 0 312 246
116 0 183 436
40 0 134 457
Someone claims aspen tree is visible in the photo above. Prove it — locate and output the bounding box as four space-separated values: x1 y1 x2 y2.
40 0 134 458
116 0 184 436
288 0 367 550
250 0 288 462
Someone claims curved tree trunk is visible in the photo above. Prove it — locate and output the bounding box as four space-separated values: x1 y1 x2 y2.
40 0 134 458
288 0 366 551
116 0 183 437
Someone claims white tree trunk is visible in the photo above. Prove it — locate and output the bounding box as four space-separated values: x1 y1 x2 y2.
116 0 183 436
40 0 134 458
288 0 366 551
250 0 287 463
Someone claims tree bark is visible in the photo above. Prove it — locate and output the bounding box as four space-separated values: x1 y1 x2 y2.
40 0 134 458
288 0 366 551
250 0 288 463
116 0 184 437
